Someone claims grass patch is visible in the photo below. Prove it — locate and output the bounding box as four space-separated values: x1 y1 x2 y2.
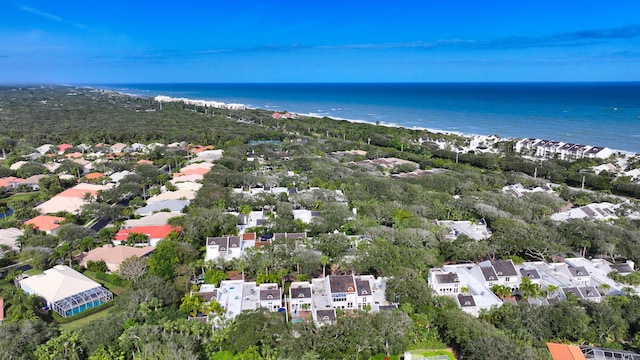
25 269 44 276
0 192 40 205
82 271 128 295
57 303 115 331
405 349 456 360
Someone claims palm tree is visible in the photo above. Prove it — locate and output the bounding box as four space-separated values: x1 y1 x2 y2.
519 277 542 300
598 283 611 296
491 284 512 301
180 293 204 317
319 255 330 278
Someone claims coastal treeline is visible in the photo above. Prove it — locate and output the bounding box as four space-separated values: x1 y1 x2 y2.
1 86 640 359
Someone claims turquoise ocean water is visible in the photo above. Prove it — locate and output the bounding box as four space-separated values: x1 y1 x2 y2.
99 83 640 153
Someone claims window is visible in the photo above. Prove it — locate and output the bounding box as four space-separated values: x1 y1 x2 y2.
332 293 347 302
361 290 368 295
347 286 354 292
505 276 510 282
266 294 273 300
298 293 305 298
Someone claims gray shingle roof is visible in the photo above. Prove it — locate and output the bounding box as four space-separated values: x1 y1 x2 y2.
491 260 518 277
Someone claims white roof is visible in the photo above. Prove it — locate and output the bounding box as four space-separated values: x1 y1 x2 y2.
0 228 23 251
19 265 102 303
123 212 184 228
170 174 203 183
190 150 224 163
172 182 202 192
147 189 196 203
108 170 133 183
36 196 86 215
9 161 29 170
179 162 214 171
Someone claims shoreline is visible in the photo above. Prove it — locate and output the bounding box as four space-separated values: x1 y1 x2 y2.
88 85 637 156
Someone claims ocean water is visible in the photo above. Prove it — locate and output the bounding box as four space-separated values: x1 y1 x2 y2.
99 83 640 153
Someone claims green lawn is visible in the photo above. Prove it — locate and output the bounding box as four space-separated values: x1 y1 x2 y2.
82 271 128 296
0 192 40 205
58 305 115 332
405 349 456 360
25 269 44 276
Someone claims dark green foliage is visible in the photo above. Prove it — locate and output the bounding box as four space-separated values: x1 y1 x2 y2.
0 320 60 360
86 259 108 273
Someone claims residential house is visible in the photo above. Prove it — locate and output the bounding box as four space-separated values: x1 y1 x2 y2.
36 183 112 215
355 276 373 310
76 244 155 272
437 220 491 241
57 143 73 154
259 283 283 312
170 174 204 184
83 172 106 183
428 270 461 296
9 161 28 171
189 149 224 163
327 275 358 310
314 309 337 325
289 282 313 316
551 202 619 221
583 146 613 159
123 212 183 228
481 260 521 291
0 177 24 190
292 209 321 224
236 211 270 232
205 235 242 261
0 228 23 252
502 183 555 198
591 163 619 175
108 170 133 184
567 266 591 286
146 189 196 203
18 265 113 318
110 143 127 153
113 225 181 246
134 200 190 217
562 287 602 302
36 144 54 155
456 294 480 317
21 174 48 190
24 215 66 235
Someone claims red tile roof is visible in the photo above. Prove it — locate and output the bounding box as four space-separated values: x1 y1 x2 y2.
84 172 106 180
114 225 181 242
0 177 24 188
242 233 257 241
58 144 73 153
24 215 66 232
546 343 586 360
57 188 99 198
65 152 83 159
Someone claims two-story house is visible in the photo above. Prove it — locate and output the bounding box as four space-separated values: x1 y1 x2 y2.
259 283 282 312
327 275 358 310
428 269 461 296
289 281 313 315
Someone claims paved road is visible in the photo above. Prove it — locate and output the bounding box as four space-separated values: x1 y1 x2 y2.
0 262 32 278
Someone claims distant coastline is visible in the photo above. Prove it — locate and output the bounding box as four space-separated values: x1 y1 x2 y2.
92 83 640 153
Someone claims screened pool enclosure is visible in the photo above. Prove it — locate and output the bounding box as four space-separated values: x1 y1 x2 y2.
51 286 113 317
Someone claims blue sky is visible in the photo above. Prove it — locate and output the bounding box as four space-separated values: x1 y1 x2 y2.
1 0 639 83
